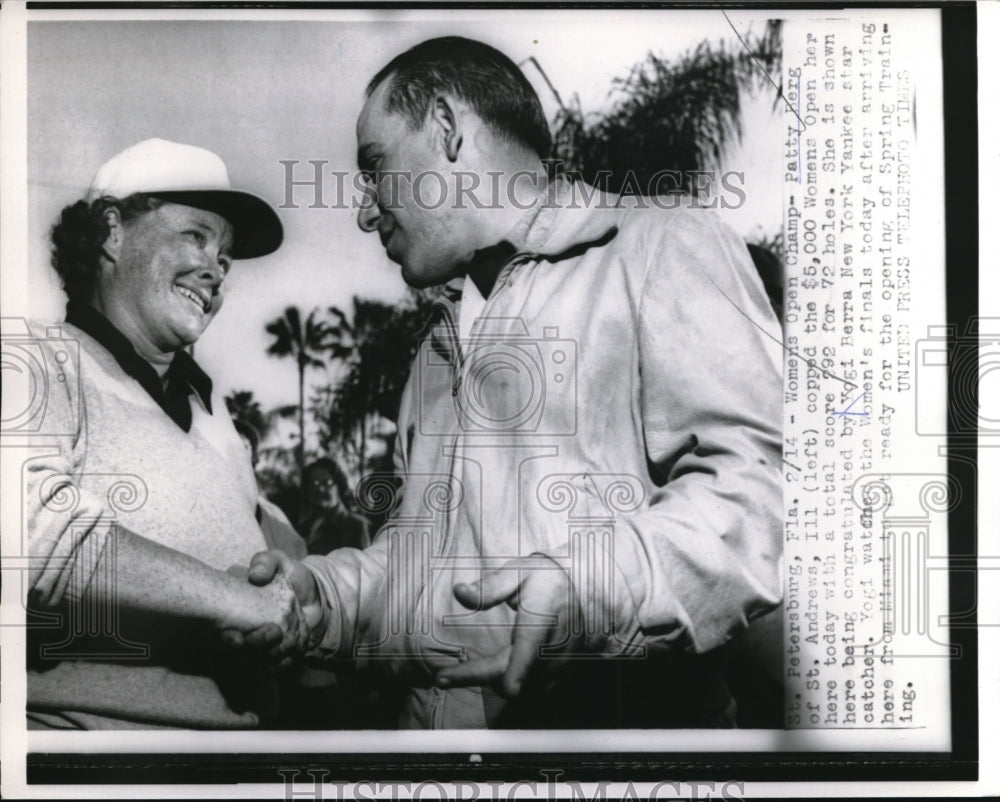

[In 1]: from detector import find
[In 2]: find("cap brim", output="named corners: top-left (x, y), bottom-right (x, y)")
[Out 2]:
top-left (149, 189), bottom-right (283, 260)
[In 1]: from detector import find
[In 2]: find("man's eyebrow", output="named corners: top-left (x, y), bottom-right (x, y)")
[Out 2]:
top-left (357, 144), bottom-right (380, 170)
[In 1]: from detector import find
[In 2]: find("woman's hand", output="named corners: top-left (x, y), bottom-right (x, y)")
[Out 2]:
top-left (220, 550), bottom-right (325, 666)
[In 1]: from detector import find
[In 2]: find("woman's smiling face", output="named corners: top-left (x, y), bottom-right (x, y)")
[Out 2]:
top-left (98, 202), bottom-right (234, 355)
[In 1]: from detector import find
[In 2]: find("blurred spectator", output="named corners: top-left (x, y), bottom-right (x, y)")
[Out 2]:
top-left (235, 423), bottom-right (386, 727)
top-left (298, 458), bottom-right (370, 555)
top-left (234, 419), bottom-right (307, 561)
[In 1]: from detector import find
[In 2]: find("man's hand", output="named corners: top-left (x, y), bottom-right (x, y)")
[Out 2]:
top-left (220, 550), bottom-right (325, 665)
top-left (433, 555), bottom-right (582, 699)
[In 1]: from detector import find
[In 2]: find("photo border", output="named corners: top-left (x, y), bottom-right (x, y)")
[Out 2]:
top-left (5, 0), bottom-right (982, 791)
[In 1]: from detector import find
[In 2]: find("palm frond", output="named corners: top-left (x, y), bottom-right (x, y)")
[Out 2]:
top-left (550, 25), bottom-right (781, 193)
top-left (268, 403), bottom-right (299, 421)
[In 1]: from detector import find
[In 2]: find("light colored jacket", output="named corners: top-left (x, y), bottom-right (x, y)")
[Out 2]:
top-left (303, 184), bottom-right (783, 728)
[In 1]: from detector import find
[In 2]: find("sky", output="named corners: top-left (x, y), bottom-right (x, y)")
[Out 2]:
top-left (23, 9), bottom-right (783, 442)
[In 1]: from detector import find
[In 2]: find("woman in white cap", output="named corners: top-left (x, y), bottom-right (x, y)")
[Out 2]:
top-left (25, 139), bottom-right (309, 729)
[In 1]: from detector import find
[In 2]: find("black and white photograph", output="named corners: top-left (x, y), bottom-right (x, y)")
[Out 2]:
top-left (0, 2), bottom-right (989, 798)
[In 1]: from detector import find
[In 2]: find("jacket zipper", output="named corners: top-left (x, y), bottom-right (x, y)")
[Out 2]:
top-left (431, 301), bottom-right (464, 398)
top-left (444, 253), bottom-right (532, 399)
top-left (432, 254), bottom-right (532, 563)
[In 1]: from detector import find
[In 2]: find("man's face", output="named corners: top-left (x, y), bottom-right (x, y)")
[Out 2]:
top-left (103, 202), bottom-right (233, 352)
top-left (355, 81), bottom-right (475, 288)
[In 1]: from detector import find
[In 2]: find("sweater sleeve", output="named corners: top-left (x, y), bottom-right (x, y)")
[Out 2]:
top-left (22, 327), bottom-right (114, 607)
top-left (598, 208), bottom-right (784, 654)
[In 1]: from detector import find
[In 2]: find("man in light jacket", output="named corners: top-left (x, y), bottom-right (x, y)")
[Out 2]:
top-left (241, 36), bottom-right (783, 729)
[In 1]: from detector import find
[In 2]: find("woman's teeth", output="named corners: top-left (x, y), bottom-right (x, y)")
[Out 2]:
top-left (176, 286), bottom-right (207, 312)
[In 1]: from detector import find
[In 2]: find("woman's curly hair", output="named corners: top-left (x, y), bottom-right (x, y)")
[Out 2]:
top-left (49, 193), bottom-right (162, 302)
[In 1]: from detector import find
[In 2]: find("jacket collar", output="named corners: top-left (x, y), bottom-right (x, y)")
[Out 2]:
top-left (510, 177), bottom-right (622, 261)
top-left (447, 178), bottom-right (623, 302)
top-left (430, 178), bottom-right (624, 335)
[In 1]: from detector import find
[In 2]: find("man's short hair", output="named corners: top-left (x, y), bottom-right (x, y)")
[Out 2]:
top-left (366, 36), bottom-right (552, 158)
top-left (50, 193), bottom-right (162, 303)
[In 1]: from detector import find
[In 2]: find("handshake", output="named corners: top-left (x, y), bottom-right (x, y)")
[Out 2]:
top-left (219, 551), bottom-right (325, 666)
top-left (217, 549), bottom-right (587, 698)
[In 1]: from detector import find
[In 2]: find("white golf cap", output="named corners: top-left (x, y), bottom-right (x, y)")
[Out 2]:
top-left (87, 138), bottom-right (283, 259)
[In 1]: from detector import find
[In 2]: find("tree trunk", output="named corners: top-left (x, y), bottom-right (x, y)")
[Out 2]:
top-left (297, 360), bottom-right (306, 481)
top-left (358, 415), bottom-right (367, 479)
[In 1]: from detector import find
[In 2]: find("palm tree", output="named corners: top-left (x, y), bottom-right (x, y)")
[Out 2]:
top-left (320, 298), bottom-right (403, 476)
top-left (264, 306), bottom-right (334, 477)
top-left (549, 21), bottom-right (784, 312)
top-left (551, 21), bottom-right (782, 194)
top-left (316, 291), bottom-right (436, 477)
top-left (224, 389), bottom-right (271, 438)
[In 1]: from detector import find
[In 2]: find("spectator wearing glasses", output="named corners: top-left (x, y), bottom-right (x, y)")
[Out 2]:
top-left (298, 458), bottom-right (370, 556)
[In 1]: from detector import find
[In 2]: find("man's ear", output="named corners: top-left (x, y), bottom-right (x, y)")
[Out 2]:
top-left (430, 95), bottom-right (463, 162)
top-left (101, 206), bottom-right (125, 264)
